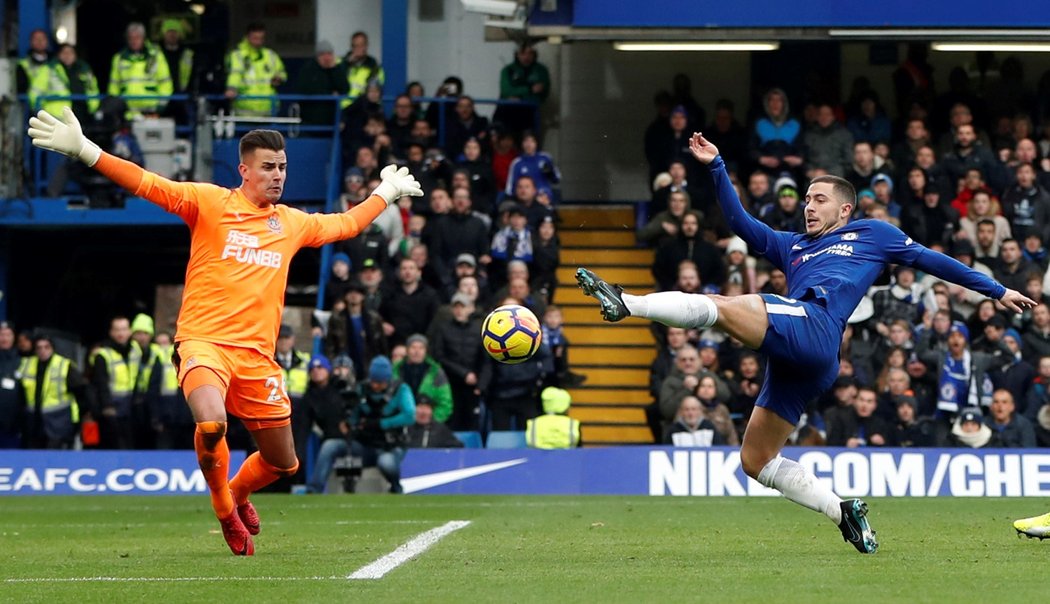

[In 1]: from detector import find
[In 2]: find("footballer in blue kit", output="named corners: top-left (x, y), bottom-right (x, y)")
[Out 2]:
top-left (577, 132), bottom-right (1036, 554)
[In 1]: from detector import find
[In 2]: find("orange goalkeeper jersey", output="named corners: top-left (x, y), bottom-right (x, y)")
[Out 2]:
top-left (94, 153), bottom-right (386, 357)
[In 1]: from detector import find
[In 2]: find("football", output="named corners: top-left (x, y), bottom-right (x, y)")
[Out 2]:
top-left (481, 304), bottom-right (542, 364)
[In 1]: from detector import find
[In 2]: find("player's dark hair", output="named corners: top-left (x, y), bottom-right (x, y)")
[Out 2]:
top-left (239, 130), bottom-right (285, 161)
top-left (810, 175), bottom-right (856, 207)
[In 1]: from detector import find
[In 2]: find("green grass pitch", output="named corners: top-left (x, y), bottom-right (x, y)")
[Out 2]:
top-left (2, 495), bottom-right (1047, 603)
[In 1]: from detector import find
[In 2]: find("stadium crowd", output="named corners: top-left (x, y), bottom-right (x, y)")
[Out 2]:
top-left (12, 19), bottom-right (1050, 486)
top-left (641, 52), bottom-right (1050, 450)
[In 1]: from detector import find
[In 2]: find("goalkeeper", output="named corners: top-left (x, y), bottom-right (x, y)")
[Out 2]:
top-left (27, 108), bottom-right (423, 555)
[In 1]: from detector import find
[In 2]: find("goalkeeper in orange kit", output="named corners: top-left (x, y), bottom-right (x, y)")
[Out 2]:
top-left (28, 108), bottom-right (423, 555)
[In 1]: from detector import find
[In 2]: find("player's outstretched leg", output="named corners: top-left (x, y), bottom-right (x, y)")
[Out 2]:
top-left (1013, 512), bottom-right (1050, 539)
top-left (194, 421), bottom-right (254, 555)
top-left (576, 267), bottom-right (718, 328)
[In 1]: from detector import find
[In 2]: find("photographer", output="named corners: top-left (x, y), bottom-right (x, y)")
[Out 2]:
top-left (303, 355), bottom-right (355, 494)
top-left (349, 356), bottom-right (416, 493)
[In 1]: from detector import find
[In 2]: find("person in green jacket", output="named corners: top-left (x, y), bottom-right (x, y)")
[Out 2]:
top-left (496, 43), bottom-right (550, 135)
top-left (225, 22), bottom-right (286, 116)
top-left (292, 39), bottom-right (347, 127)
top-left (108, 22), bottom-right (173, 116)
top-left (393, 334), bottom-right (453, 423)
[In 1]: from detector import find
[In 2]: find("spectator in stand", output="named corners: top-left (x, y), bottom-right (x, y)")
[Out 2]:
top-left (430, 293), bottom-right (484, 431)
top-left (986, 389), bottom-right (1036, 447)
top-left (890, 119), bottom-right (932, 179)
top-left (664, 395), bottom-right (725, 446)
top-left (408, 243), bottom-right (446, 294)
top-left (877, 367), bottom-right (915, 420)
top-left (292, 40), bottom-right (347, 127)
top-left (804, 102), bottom-right (853, 178)
top-left (540, 305), bottom-right (582, 389)
top-left (505, 131), bottom-right (560, 201)
top-left (672, 260), bottom-right (703, 295)
top-left (651, 160), bottom-right (703, 218)
top-left (844, 141), bottom-right (890, 194)
top-left (457, 138), bottom-right (498, 213)
top-left (653, 210), bottom-right (725, 292)
top-left (20, 334), bottom-right (91, 449)
top-left (387, 94), bottom-right (416, 157)
top-left (0, 322), bottom-right (22, 448)
top-left (978, 224), bottom-right (1004, 267)
top-left (490, 204), bottom-right (534, 283)
top-left (914, 144), bottom-right (955, 200)
top-left (496, 43), bottom-right (550, 136)
top-left (393, 334), bottom-right (452, 424)
top-left (936, 102), bottom-right (991, 155)
top-left (995, 239), bottom-right (1037, 294)
top-left (827, 386), bottom-right (894, 447)
top-left (749, 88), bottom-right (803, 177)
top-left (339, 167), bottom-right (369, 209)
top-left (224, 22), bottom-right (284, 116)
top-left (898, 166), bottom-right (929, 209)
top-left (724, 236), bottom-right (757, 294)
top-left (531, 216), bottom-right (560, 303)
top-left (705, 99), bottom-right (749, 173)
top-left (343, 31), bottom-right (384, 103)
top-left (894, 396), bottom-right (936, 447)
top-left (53, 43), bottom-right (100, 123)
top-left (916, 240), bottom-right (994, 319)
top-left (324, 252), bottom-right (354, 310)
top-left (423, 187), bottom-right (488, 289)
top-left (942, 123), bottom-right (1006, 195)
top-left (110, 22), bottom-right (173, 117)
top-left (658, 344), bottom-right (731, 434)
top-left (326, 282), bottom-right (388, 383)
top-left (846, 91), bottom-right (892, 146)
top-left (302, 355), bottom-right (352, 493)
top-left (91, 316), bottom-right (143, 449)
top-left (1027, 356), bottom-right (1050, 420)
top-left (1025, 235), bottom-right (1049, 274)
top-left (350, 356), bottom-right (414, 493)
top-left (995, 328), bottom-right (1035, 405)
top-left (640, 189), bottom-right (691, 247)
top-left (762, 179), bottom-right (805, 233)
top-left (1002, 163), bottom-right (1050, 242)
top-left (343, 87), bottom-right (390, 167)
top-left (17, 29), bottom-right (54, 116)
top-left (504, 175), bottom-right (553, 231)
top-left (1023, 304), bottom-right (1050, 361)
top-left (646, 326), bottom-right (690, 441)
top-left (381, 257), bottom-right (441, 346)
top-left (424, 76), bottom-right (463, 136)
top-left (960, 190), bottom-right (1011, 248)
top-left (918, 322), bottom-right (1002, 427)
top-left (947, 406), bottom-right (999, 448)
top-left (645, 90), bottom-right (674, 183)
top-left (870, 174), bottom-right (901, 219)
top-left (410, 119), bottom-right (436, 151)
top-left (745, 171), bottom-right (774, 215)
top-left (407, 398), bottom-right (463, 448)
top-left (872, 265), bottom-right (923, 333)
top-left (445, 95), bottom-right (490, 159)
top-left (694, 373), bottom-right (739, 445)
top-left (903, 183), bottom-right (959, 248)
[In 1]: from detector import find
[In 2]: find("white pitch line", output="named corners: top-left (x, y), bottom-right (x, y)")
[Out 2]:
top-left (348, 520), bottom-right (471, 580)
top-left (6, 576), bottom-right (343, 583)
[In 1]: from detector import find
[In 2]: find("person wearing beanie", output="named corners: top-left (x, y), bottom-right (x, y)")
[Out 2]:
top-left (302, 354), bottom-right (353, 494)
top-left (349, 355), bottom-right (415, 493)
top-left (947, 406), bottom-right (999, 448)
top-left (393, 334), bottom-right (453, 424)
top-left (526, 387), bottom-right (580, 449)
top-left (324, 251), bottom-right (354, 309)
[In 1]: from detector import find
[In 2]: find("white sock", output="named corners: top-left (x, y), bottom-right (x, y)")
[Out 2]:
top-left (621, 291), bottom-right (718, 329)
top-left (757, 456), bottom-right (842, 524)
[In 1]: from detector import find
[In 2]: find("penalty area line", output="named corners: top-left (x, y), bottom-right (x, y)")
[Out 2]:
top-left (348, 520), bottom-right (471, 580)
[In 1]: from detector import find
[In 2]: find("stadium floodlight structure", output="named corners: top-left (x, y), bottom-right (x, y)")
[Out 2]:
top-left (461, 0), bottom-right (520, 17)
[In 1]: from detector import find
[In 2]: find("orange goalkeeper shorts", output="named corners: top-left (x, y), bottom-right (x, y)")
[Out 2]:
top-left (173, 340), bottom-right (291, 430)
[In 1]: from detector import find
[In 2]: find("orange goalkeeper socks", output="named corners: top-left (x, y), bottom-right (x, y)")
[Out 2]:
top-left (194, 421), bottom-right (234, 519)
top-left (230, 452), bottom-right (299, 505)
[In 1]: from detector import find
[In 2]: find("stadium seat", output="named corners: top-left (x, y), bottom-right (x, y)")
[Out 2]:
top-left (454, 431), bottom-right (483, 449)
top-left (485, 431), bottom-right (527, 449)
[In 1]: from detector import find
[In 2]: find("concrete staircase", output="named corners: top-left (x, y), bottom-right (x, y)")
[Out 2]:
top-left (557, 205), bottom-right (656, 445)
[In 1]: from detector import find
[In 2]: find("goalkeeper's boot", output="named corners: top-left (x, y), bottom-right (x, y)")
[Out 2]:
top-left (576, 268), bottom-right (630, 323)
top-left (218, 510), bottom-right (255, 556)
top-left (838, 499), bottom-right (878, 554)
top-left (238, 500), bottom-right (261, 536)
top-left (1013, 512), bottom-right (1050, 539)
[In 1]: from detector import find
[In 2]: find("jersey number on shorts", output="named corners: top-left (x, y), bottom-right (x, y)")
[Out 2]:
top-left (265, 375), bottom-right (287, 402)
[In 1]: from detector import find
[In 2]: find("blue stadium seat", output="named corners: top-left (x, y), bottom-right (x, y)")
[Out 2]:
top-left (454, 431), bottom-right (483, 449)
top-left (486, 431), bottom-right (527, 449)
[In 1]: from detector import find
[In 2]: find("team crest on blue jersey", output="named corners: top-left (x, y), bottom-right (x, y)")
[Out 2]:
top-left (267, 214), bottom-right (282, 234)
top-left (841, 232), bottom-right (858, 241)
